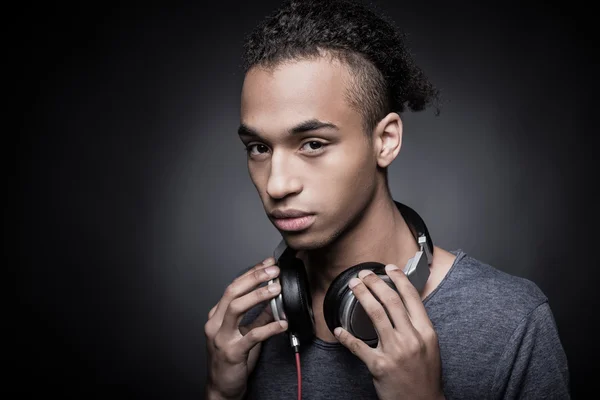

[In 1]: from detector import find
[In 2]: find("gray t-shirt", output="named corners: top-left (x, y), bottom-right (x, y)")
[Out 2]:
top-left (239, 249), bottom-right (570, 399)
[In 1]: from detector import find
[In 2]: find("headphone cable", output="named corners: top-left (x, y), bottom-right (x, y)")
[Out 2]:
top-left (290, 334), bottom-right (301, 400)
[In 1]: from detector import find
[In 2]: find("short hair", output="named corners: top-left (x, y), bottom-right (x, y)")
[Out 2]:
top-left (241, 0), bottom-right (440, 135)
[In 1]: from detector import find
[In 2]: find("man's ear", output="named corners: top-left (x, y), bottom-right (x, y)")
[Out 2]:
top-left (373, 112), bottom-right (402, 168)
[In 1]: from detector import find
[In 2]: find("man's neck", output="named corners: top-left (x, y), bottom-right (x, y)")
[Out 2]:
top-left (297, 192), bottom-right (420, 296)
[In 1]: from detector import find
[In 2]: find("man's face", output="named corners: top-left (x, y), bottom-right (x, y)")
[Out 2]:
top-left (239, 57), bottom-right (379, 250)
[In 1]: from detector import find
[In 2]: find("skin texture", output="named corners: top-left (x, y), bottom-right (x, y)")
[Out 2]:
top-left (204, 54), bottom-right (456, 399)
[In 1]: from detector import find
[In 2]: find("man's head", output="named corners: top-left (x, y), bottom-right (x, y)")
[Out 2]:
top-left (238, 0), bottom-right (438, 250)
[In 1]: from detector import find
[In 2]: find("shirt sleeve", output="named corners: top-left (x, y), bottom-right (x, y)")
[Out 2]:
top-left (490, 301), bottom-right (570, 399)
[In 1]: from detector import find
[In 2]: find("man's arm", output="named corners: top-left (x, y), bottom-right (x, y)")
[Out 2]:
top-left (490, 301), bottom-right (570, 399)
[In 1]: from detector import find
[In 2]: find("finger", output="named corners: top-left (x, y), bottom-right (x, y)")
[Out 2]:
top-left (357, 269), bottom-right (413, 333)
top-left (208, 304), bottom-right (218, 319)
top-left (385, 264), bottom-right (431, 329)
top-left (222, 280), bottom-right (281, 332)
top-left (212, 260), bottom-right (279, 324)
top-left (236, 320), bottom-right (288, 355)
top-left (239, 303), bottom-right (273, 335)
top-left (348, 276), bottom-right (395, 342)
top-left (334, 326), bottom-right (374, 364)
top-left (227, 257), bottom-right (276, 290)
top-left (238, 257), bottom-right (276, 280)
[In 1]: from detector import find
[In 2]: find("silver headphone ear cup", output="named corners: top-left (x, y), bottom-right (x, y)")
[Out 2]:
top-left (341, 273), bottom-right (396, 344)
top-left (268, 278), bottom-right (287, 322)
top-left (346, 300), bottom-right (378, 346)
top-left (324, 262), bottom-right (385, 336)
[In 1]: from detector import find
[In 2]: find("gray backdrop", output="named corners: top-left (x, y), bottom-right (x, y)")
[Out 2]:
top-left (12, 0), bottom-right (595, 398)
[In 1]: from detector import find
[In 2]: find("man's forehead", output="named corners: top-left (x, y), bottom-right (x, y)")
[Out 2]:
top-left (240, 57), bottom-right (362, 137)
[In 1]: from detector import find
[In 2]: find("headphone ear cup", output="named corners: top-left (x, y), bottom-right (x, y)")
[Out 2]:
top-left (323, 262), bottom-right (385, 337)
top-left (278, 253), bottom-right (315, 345)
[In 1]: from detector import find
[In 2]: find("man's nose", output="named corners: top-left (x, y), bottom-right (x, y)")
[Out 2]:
top-left (266, 152), bottom-right (303, 199)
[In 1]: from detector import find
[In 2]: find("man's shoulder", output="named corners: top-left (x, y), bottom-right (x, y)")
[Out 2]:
top-left (434, 250), bottom-right (549, 322)
top-left (432, 254), bottom-right (569, 398)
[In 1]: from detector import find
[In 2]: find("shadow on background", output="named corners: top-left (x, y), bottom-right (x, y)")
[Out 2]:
top-left (10, 0), bottom-right (596, 398)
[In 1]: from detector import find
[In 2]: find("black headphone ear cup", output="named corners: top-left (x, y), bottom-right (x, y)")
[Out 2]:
top-left (323, 262), bottom-right (386, 336)
top-left (278, 253), bottom-right (315, 345)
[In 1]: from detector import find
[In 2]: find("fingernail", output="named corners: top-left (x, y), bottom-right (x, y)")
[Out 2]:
top-left (348, 277), bottom-right (361, 289)
top-left (263, 257), bottom-right (275, 266)
top-left (279, 320), bottom-right (288, 329)
top-left (334, 327), bottom-right (342, 337)
top-left (385, 264), bottom-right (399, 272)
top-left (265, 266), bottom-right (278, 276)
top-left (268, 282), bottom-right (280, 293)
top-left (358, 269), bottom-right (373, 279)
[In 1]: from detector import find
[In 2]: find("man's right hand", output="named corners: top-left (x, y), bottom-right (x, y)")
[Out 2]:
top-left (204, 257), bottom-right (288, 400)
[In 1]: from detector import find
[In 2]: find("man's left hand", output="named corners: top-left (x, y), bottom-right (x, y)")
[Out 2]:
top-left (334, 264), bottom-right (444, 400)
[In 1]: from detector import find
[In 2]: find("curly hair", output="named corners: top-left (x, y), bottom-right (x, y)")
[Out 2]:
top-left (242, 0), bottom-right (440, 135)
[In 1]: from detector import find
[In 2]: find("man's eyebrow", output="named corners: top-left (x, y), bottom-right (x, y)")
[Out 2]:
top-left (289, 119), bottom-right (339, 134)
top-left (237, 119), bottom-right (339, 138)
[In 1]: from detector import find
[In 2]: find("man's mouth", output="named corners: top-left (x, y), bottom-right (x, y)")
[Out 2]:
top-left (272, 215), bottom-right (316, 231)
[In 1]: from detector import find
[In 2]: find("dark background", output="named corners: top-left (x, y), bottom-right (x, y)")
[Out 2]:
top-left (10, 0), bottom-right (596, 398)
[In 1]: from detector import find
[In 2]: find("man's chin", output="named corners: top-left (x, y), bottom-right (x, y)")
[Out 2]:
top-left (279, 231), bottom-right (329, 252)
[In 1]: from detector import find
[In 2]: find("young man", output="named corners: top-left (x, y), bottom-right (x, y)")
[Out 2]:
top-left (204, 1), bottom-right (570, 399)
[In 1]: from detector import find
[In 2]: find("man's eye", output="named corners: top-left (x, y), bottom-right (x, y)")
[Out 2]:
top-left (245, 141), bottom-right (326, 157)
top-left (246, 144), bottom-right (270, 155)
top-left (301, 141), bottom-right (325, 153)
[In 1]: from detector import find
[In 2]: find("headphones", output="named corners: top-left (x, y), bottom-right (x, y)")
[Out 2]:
top-left (267, 201), bottom-right (434, 350)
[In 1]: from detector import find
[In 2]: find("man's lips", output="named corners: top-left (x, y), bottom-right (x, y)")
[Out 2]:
top-left (272, 215), bottom-right (316, 232)
top-left (269, 209), bottom-right (316, 231)
top-left (269, 209), bottom-right (312, 219)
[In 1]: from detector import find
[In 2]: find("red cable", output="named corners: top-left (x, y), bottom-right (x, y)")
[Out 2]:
top-left (295, 352), bottom-right (302, 400)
